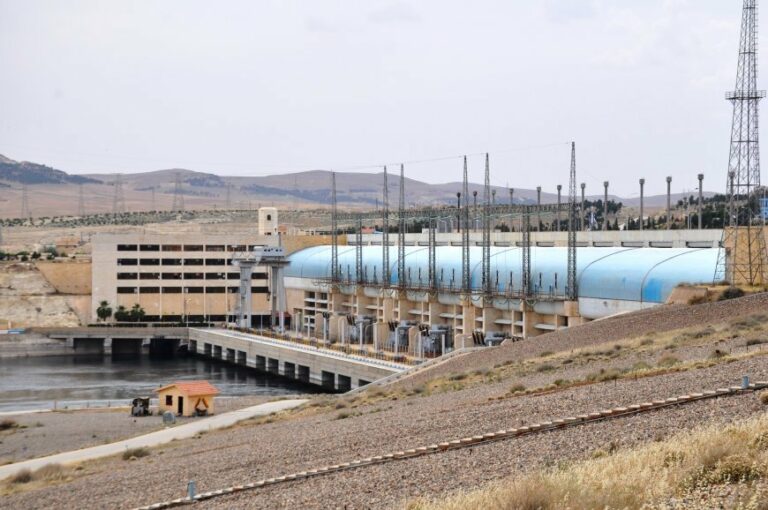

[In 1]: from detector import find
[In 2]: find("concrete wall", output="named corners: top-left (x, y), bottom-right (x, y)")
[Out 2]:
top-left (189, 328), bottom-right (400, 390)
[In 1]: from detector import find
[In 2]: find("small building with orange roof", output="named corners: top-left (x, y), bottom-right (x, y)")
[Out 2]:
top-left (156, 380), bottom-right (219, 417)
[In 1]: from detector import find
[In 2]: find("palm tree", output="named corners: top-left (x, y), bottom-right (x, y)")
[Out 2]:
top-left (96, 300), bottom-right (112, 322)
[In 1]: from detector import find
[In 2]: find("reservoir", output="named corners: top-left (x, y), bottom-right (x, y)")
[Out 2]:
top-left (0, 354), bottom-right (321, 413)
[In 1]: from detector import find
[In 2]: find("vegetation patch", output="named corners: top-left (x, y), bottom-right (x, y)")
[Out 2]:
top-left (122, 447), bottom-right (150, 460)
top-left (407, 415), bottom-right (768, 510)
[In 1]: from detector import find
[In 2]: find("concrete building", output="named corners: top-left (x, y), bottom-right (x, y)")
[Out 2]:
top-left (284, 244), bottom-right (718, 349)
top-left (258, 207), bottom-right (279, 236)
top-left (91, 233), bottom-right (279, 325)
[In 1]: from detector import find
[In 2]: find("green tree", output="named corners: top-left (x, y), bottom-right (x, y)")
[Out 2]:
top-left (113, 305), bottom-right (129, 322)
top-left (96, 300), bottom-right (113, 322)
top-left (128, 304), bottom-right (146, 322)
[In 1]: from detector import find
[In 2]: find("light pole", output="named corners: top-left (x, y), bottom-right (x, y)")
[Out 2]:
top-left (698, 173), bottom-right (704, 229)
top-left (456, 192), bottom-right (461, 233)
top-left (603, 181), bottom-right (609, 231)
top-left (639, 178), bottom-right (645, 230)
top-left (666, 176), bottom-right (672, 229)
top-left (536, 186), bottom-right (542, 231)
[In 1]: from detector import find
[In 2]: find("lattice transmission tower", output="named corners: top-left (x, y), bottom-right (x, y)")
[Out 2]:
top-left (172, 172), bottom-right (185, 212)
top-left (112, 174), bottom-right (125, 215)
top-left (382, 166), bottom-right (390, 286)
top-left (715, 0), bottom-right (768, 286)
top-left (567, 142), bottom-right (578, 300)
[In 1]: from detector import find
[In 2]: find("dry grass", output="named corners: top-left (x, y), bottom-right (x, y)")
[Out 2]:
top-left (408, 414), bottom-right (768, 510)
top-left (122, 447), bottom-right (150, 460)
top-left (0, 419), bottom-right (19, 431)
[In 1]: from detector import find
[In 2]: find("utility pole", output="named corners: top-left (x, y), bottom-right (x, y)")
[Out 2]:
top-left (556, 184), bottom-right (562, 232)
top-left (666, 176), bottom-right (672, 229)
top-left (172, 172), bottom-right (185, 212)
top-left (603, 181), bottom-right (609, 231)
top-left (639, 178), bottom-right (645, 230)
top-left (698, 173), bottom-right (704, 229)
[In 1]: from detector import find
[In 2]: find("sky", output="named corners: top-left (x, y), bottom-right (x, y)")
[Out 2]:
top-left (0, 0), bottom-right (759, 196)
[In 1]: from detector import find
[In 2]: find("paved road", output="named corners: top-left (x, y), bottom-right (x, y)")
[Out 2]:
top-left (0, 399), bottom-right (308, 481)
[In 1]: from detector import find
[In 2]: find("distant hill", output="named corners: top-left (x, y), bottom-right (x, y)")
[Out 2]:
top-left (0, 155), bottom-right (101, 185)
top-left (0, 153), bottom-right (717, 219)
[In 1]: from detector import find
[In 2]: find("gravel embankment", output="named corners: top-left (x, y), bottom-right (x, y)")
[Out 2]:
top-left (3, 354), bottom-right (766, 510)
top-left (395, 292), bottom-right (768, 388)
top-left (0, 396), bottom-right (282, 464)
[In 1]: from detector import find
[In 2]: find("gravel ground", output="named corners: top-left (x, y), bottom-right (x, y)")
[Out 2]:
top-left (3, 353), bottom-right (766, 509)
top-left (0, 395), bottom-right (282, 464)
top-left (395, 292), bottom-right (768, 388)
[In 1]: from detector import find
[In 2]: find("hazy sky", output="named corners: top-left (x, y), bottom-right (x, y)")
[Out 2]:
top-left (0, 0), bottom-right (759, 196)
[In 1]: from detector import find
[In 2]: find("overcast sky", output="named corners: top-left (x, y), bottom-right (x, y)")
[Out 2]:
top-left (0, 0), bottom-right (759, 196)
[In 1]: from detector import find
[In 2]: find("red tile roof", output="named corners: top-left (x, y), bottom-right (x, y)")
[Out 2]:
top-left (156, 380), bottom-right (219, 397)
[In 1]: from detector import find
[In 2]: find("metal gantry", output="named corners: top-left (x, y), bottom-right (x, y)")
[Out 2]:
top-left (382, 166), bottom-right (390, 286)
top-left (715, 0), bottom-right (768, 285)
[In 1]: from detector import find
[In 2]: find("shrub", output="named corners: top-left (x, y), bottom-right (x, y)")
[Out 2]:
top-left (34, 463), bottom-right (66, 482)
top-left (719, 287), bottom-right (745, 301)
top-left (10, 469), bottom-right (32, 484)
top-left (688, 294), bottom-right (709, 305)
top-left (536, 363), bottom-right (555, 373)
top-left (335, 412), bottom-right (350, 420)
top-left (746, 338), bottom-right (767, 346)
top-left (760, 391), bottom-right (768, 406)
top-left (632, 361), bottom-right (652, 371)
top-left (448, 373), bottom-right (468, 381)
top-left (657, 355), bottom-right (681, 368)
top-left (0, 419), bottom-right (18, 431)
top-left (507, 383), bottom-right (526, 394)
top-left (122, 447), bottom-right (150, 460)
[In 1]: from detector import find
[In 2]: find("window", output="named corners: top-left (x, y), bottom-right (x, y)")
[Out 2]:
top-left (139, 259), bottom-right (160, 266)
top-left (117, 287), bottom-right (138, 294)
top-left (266, 214), bottom-right (271, 221)
top-left (228, 245), bottom-right (247, 252)
top-left (117, 244), bottom-right (137, 251)
top-left (253, 272), bottom-right (267, 279)
top-left (162, 287), bottom-right (182, 293)
top-left (117, 273), bottom-right (137, 280)
top-left (139, 273), bottom-right (160, 280)
top-left (184, 272), bottom-right (205, 280)
top-left (165, 395), bottom-right (172, 406)
top-left (141, 286), bottom-right (160, 293)
top-left (161, 272), bottom-right (182, 280)
top-left (184, 245), bottom-right (204, 251)
top-left (161, 258), bottom-right (182, 266)
top-left (183, 258), bottom-right (204, 266)
top-left (252, 286), bottom-right (269, 294)
top-left (117, 258), bottom-right (138, 266)
top-left (139, 244), bottom-right (160, 252)
top-left (185, 287), bottom-right (205, 293)
top-left (162, 245), bottom-right (182, 252)
top-left (228, 286), bottom-right (239, 293)
top-left (205, 245), bottom-right (225, 252)
top-left (206, 286), bottom-right (226, 293)
top-left (227, 272), bottom-right (240, 279)
top-left (205, 259), bottom-right (225, 266)
top-left (205, 273), bottom-right (226, 280)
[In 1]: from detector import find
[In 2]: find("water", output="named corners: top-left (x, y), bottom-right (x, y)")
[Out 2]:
top-left (0, 355), bottom-right (321, 413)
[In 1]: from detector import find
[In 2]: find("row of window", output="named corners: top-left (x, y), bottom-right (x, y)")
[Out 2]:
top-left (117, 272), bottom-right (267, 280)
top-left (117, 259), bottom-right (254, 266)
top-left (117, 286), bottom-right (269, 294)
top-left (117, 244), bottom-right (262, 252)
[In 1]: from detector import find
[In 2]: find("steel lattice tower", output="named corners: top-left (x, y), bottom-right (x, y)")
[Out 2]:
top-left (461, 156), bottom-right (471, 293)
top-left (482, 153), bottom-right (492, 295)
top-left (78, 184), bottom-right (85, 216)
top-left (20, 184), bottom-right (30, 219)
top-left (398, 164), bottom-right (406, 288)
top-left (382, 166), bottom-right (390, 286)
top-left (567, 142), bottom-right (578, 300)
top-left (428, 211), bottom-right (437, 291)
top-left (331, 172), bottom-right (339, 284)
top-left (112, 175), bottom-right (125, 215)
top-left (172, 172), bottom-right (185, 212)
top-left (715, 0), bottom-right (768, 285)
top-left (355, 215), bottom-right (363, 284)
top-left (522, 205), bottom-right (531, 297)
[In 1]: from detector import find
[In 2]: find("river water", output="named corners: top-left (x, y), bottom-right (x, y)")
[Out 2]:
top-left (0, 355), bottom-right (320, 413)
